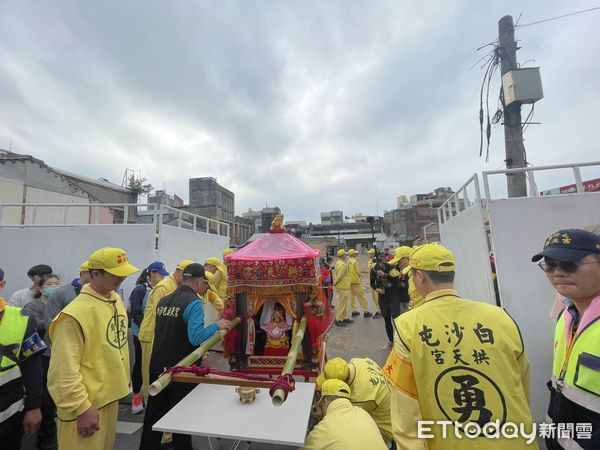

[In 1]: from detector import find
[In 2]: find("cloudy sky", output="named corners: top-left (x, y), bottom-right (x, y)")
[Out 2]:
top-left (1, 1), bottom-right (599, 222)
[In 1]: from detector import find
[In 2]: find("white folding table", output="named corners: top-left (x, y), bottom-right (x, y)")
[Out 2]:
top-left (153, 382), bottom-right (316, 447)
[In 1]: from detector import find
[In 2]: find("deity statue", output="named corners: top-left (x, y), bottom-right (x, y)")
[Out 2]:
top-left (260, 302), bottom-right (292, 350)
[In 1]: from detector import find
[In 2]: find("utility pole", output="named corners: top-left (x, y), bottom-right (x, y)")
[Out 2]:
top-left (498, 15), bottom-right (527, 197)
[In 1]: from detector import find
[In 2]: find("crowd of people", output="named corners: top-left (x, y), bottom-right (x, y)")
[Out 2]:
top-left (0, 249), bottom-right (231, 450)
top-left (0, 227), bottom-right (598, 449)
top-left (305, 228), bottom-right (600, 449)
top-left (322, 246), bottom-right (411, 351)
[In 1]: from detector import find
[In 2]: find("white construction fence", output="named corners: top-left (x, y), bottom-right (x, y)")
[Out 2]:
top-left (439, 161), bottom-right (600, 424)
top-left (0, 203), bottom-right (230, 306)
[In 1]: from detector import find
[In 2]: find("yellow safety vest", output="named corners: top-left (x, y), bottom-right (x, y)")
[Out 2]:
top-left (334, 260), bottom-right (350, 290)
top-left (138, 275), bottom-right (177, 343)
top-left (348, 258), bottom-right (361, 285)
top-left (385, 289), bottom-right (533, 449)
top-left (301, 398), bottom-right (388, 450)
top-left (0, 306), bottom-right (28, 380)
top-left (0, 305), bottom-right (32, 423)
top-left (348, 358), bottom-right (392, 441)
top-left (216, 264), bottom-right (228, 299)
top-left (548, 304), bottom-right (600, 447)
top-left (49, 286), bottom-right (130, 421)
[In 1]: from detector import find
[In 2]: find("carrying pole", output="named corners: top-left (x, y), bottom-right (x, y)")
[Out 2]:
top-left (271, 317), bottom-right (307, 406)
top-left (149, 317), bottom-right (241, 396)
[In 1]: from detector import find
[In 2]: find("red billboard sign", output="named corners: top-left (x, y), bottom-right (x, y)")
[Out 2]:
top-left (540, 177), bottom-right (600, 196)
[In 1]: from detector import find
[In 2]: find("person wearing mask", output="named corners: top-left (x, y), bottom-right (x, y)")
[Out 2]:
top-left (129, 261), bottom-right (168, 415)
top-left (301, 379), bottom-right (387, 450)
top-left (532, 229), bottom-right (600, 448)
top-left (139, 260), bottom-right (193, 403)
top-left (384, 243), bottom-right (533, 449)
top-left (347, 249), bottom-right (372, 318)
top-left (24, 274), bottom-right (61, 335)
top-left (139, 263), bottom-right (231, 450)
top-left (316, 357), bottom-right (392, 443)
top-left (9, 264), bottom-right (53, 308)
top-left (367, 249), bottom-right (382, 319)
top-left (0, 267), bottom-right (46, 449)
top-left (23, 274), bottom-right (60, 450)
top-left (45, 261), bottom-right (90, 326)
top-left (47, 247), bottom-right (138, 450)
top-left (333, 249), bottom-right (352, 326)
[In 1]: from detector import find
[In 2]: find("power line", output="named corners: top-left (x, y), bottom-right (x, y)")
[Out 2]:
top-left (516, 6), bottom-right (600, 28)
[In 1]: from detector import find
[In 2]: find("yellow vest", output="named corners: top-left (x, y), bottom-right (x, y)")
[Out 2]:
top-left (301, 398), bottom-right (387, 450)
top-left (138, 275), bottom-right (177, 343)
top-left (49, 285), bottom-right (130, 420)
top-left (334, 259), bottom-right (350, 290)
top-left (216, 264), bottom-right (228, 299)
top-left (348, 258), bottom-right (361, 285)
top-left (551, 304), bottom-right (600, 418)
top-left (348, 358), bottom-right (392, 440)
top-left (386, 289), bottom-right (533, 449)
top-left (0, 305), bottom-right (29, 388)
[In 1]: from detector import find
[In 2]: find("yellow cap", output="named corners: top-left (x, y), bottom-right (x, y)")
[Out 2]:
top-left (409, 243), bottom-right (456, 272)
top-left (321, 379), bottom-right (351, 399)
top-left (348, 249), bottom-right (357, 256)
top-left (223, 248), bottom-right (233, 257)
top-left (205, 257), bottom-right (221, 267)
top-left (337, 249), bottom-right (346, 257)
top-left (87, 247), bottom-right (139, 277)
top-left (316, 373), bottom-right (326, 389)
top-left (402, 265), bottom-right (412, 276)
top-left (324, 357), bottom-right (349, 381)
top-left (79, 260), bottom-right (89, 272)
top-left (176, 259), bottom-right (194, 271)
top-left (388, 246), bottom-right (412, 265)
top-left (367, 248), bottom-right (376, 255)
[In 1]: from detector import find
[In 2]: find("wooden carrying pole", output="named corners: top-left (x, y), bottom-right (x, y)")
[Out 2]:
top-left (149, 317), bottom-right (241, 397)
top-left (271, 317), bottom-right (307, 407)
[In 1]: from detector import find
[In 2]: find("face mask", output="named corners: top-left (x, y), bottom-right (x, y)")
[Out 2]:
top-left (43, 287), bottom-right (57, 297)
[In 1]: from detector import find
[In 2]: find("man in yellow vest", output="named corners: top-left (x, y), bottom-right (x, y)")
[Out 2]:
top-left (333, 249), bottom-right (352, 326)
top-left (0, 267), bottom-right (46, 449)
top-left (367, 249), bottom-right (382, 319)
top-left (204, 256), bottom-right (228, 299)
top-left (532, 228), bottom-right (600, 449)
top-left (204, 271), bottom-right (225, 313)
top-left (347, 249), bottom-right (372, 318)
top-left (317, 357), bottom-right (392, 443)
top-left (48, 247), bottom-right (138, 450)
top-left (139, 259), bottom-right (192, 403)
top-left (302, 379), bottom-right (387, 450)
top-left (384, 243), bottom-right (534, 449)
top-left (222, 248), bottom-right (233, 277)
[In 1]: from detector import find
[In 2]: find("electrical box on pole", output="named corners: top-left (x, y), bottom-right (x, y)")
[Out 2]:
top-left (502, 67), bottom-right (544, 106)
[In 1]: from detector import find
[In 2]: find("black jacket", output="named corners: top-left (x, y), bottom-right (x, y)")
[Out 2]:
top-left (370, 264), bottom-right (410, 303)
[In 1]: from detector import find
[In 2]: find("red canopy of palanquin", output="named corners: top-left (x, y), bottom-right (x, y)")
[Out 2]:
top-left (225, 229), bottom-right (320, 288)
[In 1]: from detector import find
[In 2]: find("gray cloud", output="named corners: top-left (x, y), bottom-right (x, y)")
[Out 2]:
top-left (1, 1), bottom-right (599, 222)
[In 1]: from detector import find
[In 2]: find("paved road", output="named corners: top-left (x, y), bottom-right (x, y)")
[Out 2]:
top-left (23, 289), bottom-right (390, 449)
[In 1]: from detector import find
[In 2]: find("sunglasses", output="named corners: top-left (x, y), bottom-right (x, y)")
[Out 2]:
top-left (538, 258), bottom-right (597, 273)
